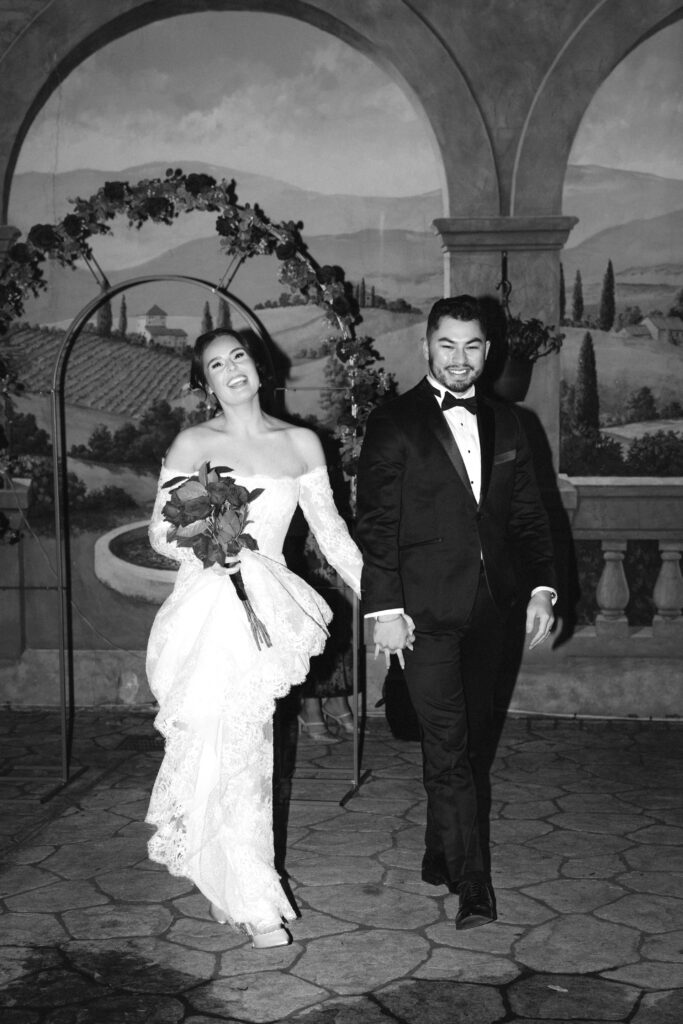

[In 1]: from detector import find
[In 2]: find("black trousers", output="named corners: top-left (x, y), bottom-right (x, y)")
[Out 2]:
top-left (402, 571), bottom-right (508, 885)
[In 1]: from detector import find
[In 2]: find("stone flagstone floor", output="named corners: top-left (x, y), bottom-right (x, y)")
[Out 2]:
top-left (0, 706), bottom-right (682, 1023)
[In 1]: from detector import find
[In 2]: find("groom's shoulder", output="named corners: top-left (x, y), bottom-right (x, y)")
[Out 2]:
top-left (368, 379), bottom-right (426, 422)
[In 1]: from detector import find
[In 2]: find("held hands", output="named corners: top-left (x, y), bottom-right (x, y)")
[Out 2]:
top-left (526, 591), bottom-right (555, 649)
top-left (373, 614), bottom-right (416, 670)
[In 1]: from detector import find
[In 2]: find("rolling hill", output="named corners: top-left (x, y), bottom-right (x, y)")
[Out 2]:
top-left (21, 228), bottom-right (444, 325)
top-left (558, 325), bottom-right (683, 416)
top-left (563, 165), bottom-right (683, 248)
top-left (9, 161), bottom-right (443, 270)
top-left (561, 209), bottom-right (683, 311)
top-left (9, 161), bottom-right (683, 326)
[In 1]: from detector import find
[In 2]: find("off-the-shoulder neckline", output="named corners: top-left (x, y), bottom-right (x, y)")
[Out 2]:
top-left (160, 461), bottom-right (326, 482)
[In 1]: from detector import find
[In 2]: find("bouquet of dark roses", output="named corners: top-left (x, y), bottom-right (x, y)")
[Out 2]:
top-left (161, 462), bottom-right (271, 650)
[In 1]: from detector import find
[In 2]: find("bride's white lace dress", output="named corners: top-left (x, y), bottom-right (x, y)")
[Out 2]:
top-left (144, 463), bottom-right (362, 934)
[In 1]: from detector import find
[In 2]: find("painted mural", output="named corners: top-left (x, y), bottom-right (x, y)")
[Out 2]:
top-left (1, 10), bottom-right (682, 659)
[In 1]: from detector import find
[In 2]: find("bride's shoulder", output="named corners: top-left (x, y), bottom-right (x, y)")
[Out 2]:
top-left (163, 423), bottom-right (211, 473)
top-left (285, 423), bottom-right (325, 470)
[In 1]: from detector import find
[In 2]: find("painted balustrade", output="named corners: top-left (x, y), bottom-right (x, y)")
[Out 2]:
top-left (563, 477), bottom-right (683, 639)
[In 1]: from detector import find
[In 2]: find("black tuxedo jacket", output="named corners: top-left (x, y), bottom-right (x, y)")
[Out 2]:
top-left (356, 377), bottom-right (556, 631)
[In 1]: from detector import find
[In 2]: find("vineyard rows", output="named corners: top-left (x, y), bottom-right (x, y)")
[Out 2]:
top-left (3, 327), bottom-right (192, 416)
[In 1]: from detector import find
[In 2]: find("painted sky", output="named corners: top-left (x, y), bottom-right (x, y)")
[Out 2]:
top-left (14, 11), bottom-right (682, 194)
top-left (15, 12), bottom-right (438, 196)
top-left (568, 18), bottom-right (683, 181)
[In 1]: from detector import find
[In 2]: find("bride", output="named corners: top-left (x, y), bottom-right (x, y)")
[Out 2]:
top-left (145, 327), bottom-right (362, 948)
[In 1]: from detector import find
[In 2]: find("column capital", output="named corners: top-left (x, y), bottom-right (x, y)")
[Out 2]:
top-left (433, 216), bottom-right (578, 253)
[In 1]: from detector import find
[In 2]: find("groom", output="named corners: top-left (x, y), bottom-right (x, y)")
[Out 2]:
top-left (356, 294), bottom-right (557, 929)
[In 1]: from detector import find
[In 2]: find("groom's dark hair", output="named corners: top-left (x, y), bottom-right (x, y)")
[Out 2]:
top-left (426, 295), bottom-right (488, 340)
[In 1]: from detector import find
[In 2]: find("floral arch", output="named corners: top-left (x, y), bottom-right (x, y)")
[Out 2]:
top-left (0, 167), bottom-right (395, 470)
top-left (0, 166), bottom-right (355, 336)
top-left (0, 168), bottom-right (394, 784)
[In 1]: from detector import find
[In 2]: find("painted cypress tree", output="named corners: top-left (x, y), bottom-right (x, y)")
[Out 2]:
top-left (574, 331), bottom-right (600, 434)
top-left (559, 262), bottom-right (566, 322)
top-left (97, 294), bottom-right (113, 337)
top-left (370, 285), bottom-right (376, 308)
top-left (217, 297), bottom-right (232, 329)
top-left (572, 270), bottom-right (584, 324)
top-left (201, 300), bottom-right (214, 334)
top-left (598, 259), bottom-right (615, 331)
top-left (118, 295), bottom-right (128, 337)
top-left (359, 278), bottom-right (366, 308)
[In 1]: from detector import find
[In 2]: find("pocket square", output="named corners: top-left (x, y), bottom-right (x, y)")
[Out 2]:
top-left (493, 449), bottom-right (516, 465)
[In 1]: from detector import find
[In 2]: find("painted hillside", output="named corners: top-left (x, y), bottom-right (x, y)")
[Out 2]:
top-left (8, 161), bottom-right (683, 329)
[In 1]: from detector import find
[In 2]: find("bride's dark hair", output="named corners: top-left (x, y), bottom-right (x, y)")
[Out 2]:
top-left (189, 327), bottom-right (269, 393)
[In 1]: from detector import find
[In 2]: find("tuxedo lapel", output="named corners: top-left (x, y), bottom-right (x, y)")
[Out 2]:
top-left (477, 397), bottom-right (495, 507)
top-left (415, 379), bottom-right (476, 502)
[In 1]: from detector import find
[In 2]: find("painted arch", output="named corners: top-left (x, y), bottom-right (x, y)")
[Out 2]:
top-left (0, 0), bottom-right (498, 224)
top-left (511, 0), bottom-right (683, 216)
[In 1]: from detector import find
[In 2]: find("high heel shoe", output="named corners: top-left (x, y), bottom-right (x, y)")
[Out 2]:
top-left (250, 925), bottom-right (292, 949)
top-left (209, 901), bottom-right (228, 925)
top-left (297, 715), bottom-right (341, 744)
top-left (322, 702), bottom-right (356, 736)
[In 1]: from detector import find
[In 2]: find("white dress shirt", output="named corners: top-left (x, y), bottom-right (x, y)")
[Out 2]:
top-left (427, 374), bottom-right (481, 500)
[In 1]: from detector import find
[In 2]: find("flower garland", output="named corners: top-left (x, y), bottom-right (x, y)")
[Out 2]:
top-left (0, 167), bottom-right (355, 339)
top-left (0, 167), bottom-right (392, 485)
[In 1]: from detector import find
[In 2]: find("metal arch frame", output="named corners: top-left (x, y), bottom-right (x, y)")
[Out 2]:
top-left (48, 275), bottom-right (271, 795)
top-left (47, 273), bottom-right (363, 802)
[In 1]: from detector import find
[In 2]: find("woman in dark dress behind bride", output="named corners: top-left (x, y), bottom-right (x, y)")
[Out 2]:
top-left (145, 327), bottom-right (362, 948)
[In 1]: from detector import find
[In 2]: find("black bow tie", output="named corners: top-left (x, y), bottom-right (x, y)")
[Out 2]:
top-left (430, 385), bottom-right (477, 415)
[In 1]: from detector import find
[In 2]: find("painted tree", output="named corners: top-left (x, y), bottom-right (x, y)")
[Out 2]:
top-left (574, 331), bottom-right (599, 434)
top-left (370, 285), bottom-right (376, 308)
top-left (559, 262), bottom-right (566, 322)
top-left (571, 269), bottom-right (584, 324)
top-left (201, 300), bottom-right (213, 334)
top-left (359, 278), bottom-right (367, 308)
top-left (668, 286), bottom-right (683, 319)
top-left (96, 294), bottom-right (113, 338)
top-left (118, 295), bottom-right (128, 337)
top-left (598, 259), bottom-right (615, 331)
top-left (625, 386), bottom-right (658, 424)
top-left (616, 305), bottom-right (642, 329)
top-left (217, 297), bottom-right (232, 330)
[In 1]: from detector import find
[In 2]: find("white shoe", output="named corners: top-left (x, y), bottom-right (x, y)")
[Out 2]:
top-left (209, 902), bottom-right (228, 925)
top-left (250, 925), bottom-right (292, 949)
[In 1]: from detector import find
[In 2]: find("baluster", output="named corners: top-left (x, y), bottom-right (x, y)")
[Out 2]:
top-left (595, 541), bottom-right (629, 638)
top-left (653, 543), bottom-right (683, 638)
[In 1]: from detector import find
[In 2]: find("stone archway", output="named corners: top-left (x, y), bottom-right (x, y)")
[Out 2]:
top-left (510, 0), bottom-right (683, 218)
top-left (0, 0), bottom-right (496, 225)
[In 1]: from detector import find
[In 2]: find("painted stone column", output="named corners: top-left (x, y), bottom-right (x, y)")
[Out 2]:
top-left (1, 224), bottom-right (23, 659)
top-left (432, 216), bottom-right (577, 463)
top-left (0, 224), bottom-right (19, 261)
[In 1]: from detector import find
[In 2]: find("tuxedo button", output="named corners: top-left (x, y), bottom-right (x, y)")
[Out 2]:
top-left (475, 511), bottom-right (482, 521)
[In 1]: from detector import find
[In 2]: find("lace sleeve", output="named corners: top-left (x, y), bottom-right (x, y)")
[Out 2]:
top-left (298, 466), bottom-right (362, 597)
top-left (148, 465), bottom-right (198, 566)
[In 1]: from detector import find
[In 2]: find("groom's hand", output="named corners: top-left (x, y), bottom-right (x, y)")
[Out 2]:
top-left (373, 615), bottom-right (414, 669)
top-left (526, 592), bottom-right (554, 649)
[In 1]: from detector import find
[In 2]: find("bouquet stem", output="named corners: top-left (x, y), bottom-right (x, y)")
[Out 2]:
top-left (231, 569), bottom-right (272, 650)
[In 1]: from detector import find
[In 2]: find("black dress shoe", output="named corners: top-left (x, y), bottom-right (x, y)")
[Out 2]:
top-left (455, 880), bottom-right (497, 930)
